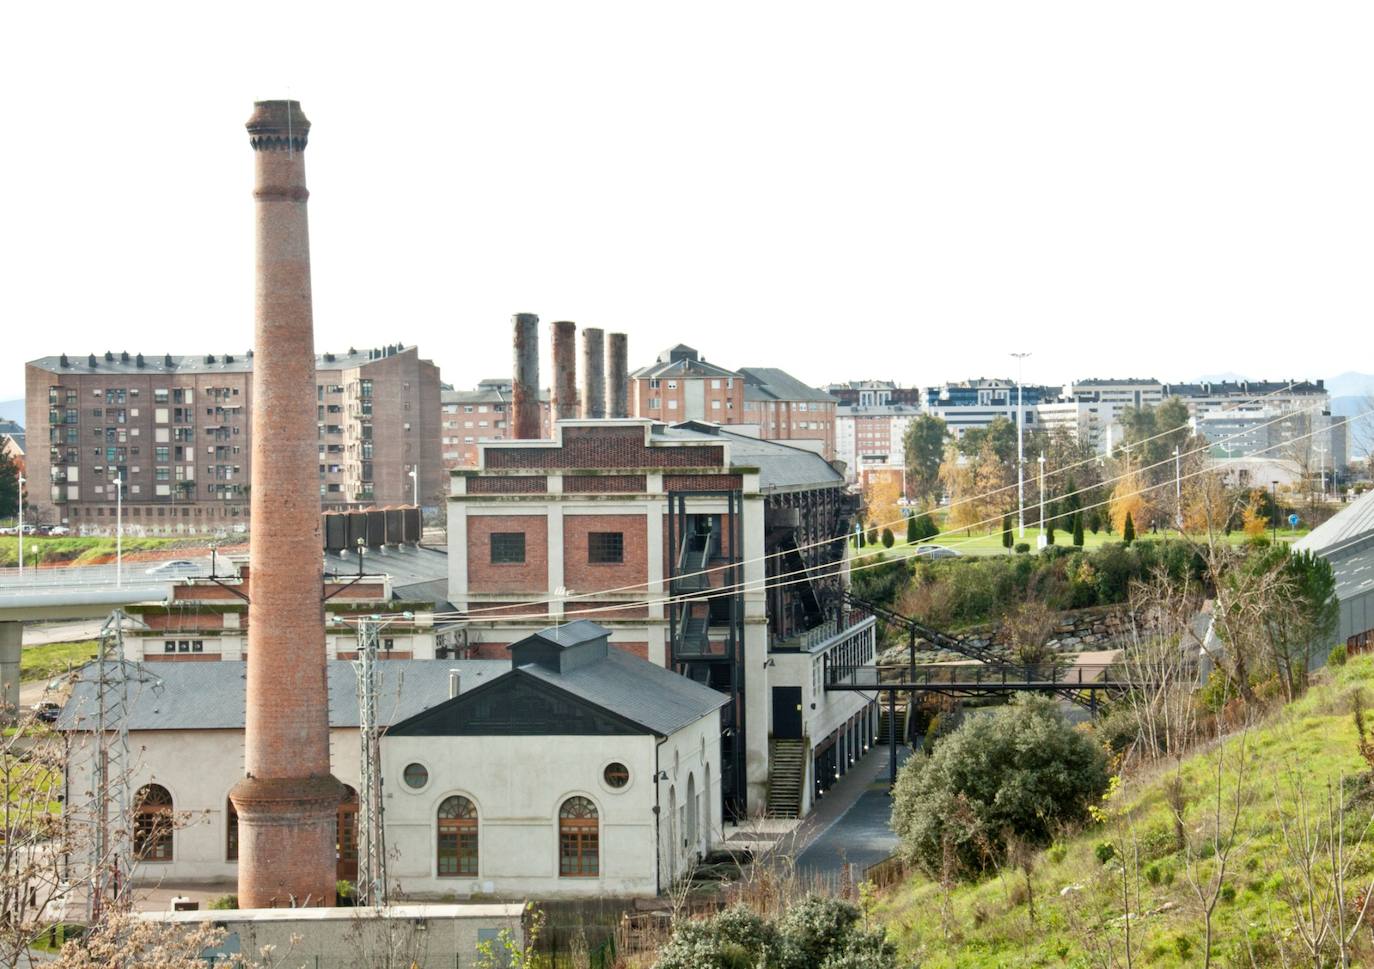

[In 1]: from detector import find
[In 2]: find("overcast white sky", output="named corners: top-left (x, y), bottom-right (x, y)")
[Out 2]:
top-left (3, 1), bottom-right (1372, 403)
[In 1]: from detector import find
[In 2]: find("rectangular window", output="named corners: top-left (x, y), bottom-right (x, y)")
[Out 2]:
top-left (588, 532), bottom-right (624, 564)
top-left (490, 532), bottom-right (526, 564)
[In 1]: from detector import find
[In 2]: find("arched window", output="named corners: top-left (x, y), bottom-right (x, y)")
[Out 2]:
top-left (437, 795), bottom-right (478, 877)
top-left (559, 796), bottom-right (599, 877)
top-left (226, 797), bottom-right (238, 861)
top-left (134, 784), bottom-right (173, 862)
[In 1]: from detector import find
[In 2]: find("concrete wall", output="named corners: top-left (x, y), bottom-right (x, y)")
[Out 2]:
top-left (142, 904), bottom-right (524, 967)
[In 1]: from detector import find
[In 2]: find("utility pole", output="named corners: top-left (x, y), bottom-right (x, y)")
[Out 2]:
top-left (1010, 353), bottom-right (1030, 537)
top-left (16, 473), bottom-right (23, 579)
top-left (1174, 446), bottom-right (1182, 531)
top-left (353, 617), bottom-right (387, 907)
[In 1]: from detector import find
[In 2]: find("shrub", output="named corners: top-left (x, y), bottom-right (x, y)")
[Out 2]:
top-left (208, 894), bottom-right (237, 910)
top-left (891, 696), bottom-right (1110, 878)
top-left (1329, 643), bottom-right (1348, 667)
top-left (1095, 841), bottom-right (1116, 865)
top-left (1015, 543), bottom-right (1030, 554)
top-left (867, 525), bottom-right (879, 547)
top-left (907, 514), bottom-right (919, 544)
top-left (881, 527), bottom-right (894, 549)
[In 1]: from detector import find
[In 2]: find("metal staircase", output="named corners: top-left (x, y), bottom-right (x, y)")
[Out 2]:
top-left (766, 739), bottom-right (806, 819)
top-left (878, 705), bottom-right (907, 746)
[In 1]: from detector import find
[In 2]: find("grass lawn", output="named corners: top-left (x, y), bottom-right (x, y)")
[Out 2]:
top-left (872, 656), bottom-right (1374, 967)
top-left (0, 534), bottom-right (198, 568)
top-left (21, 640), bottom-right (99, 682)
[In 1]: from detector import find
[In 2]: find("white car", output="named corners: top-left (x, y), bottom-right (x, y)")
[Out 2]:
top-left (914, 544), bottom-right (961, 560)
top-left (144, 559), bottom-right (204, 577)
top-left (48, 526), bottom-right (71, 536)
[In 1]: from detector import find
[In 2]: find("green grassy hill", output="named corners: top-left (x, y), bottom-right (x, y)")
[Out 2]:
top-left (873, 656), bottom-right (1374, 967)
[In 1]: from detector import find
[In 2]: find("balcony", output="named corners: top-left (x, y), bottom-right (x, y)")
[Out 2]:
top-left (770, 608), bottom-right (874, 654)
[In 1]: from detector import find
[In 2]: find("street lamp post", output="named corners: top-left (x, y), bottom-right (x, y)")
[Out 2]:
top-left (16, 474), bottom-right (24, 579)
top-left (1038, 452), bottom-right (1046, 547)
top-left (1010, 352), bottom-right (1031, 537)
top-left (113, 474), bottom-right (123, 588)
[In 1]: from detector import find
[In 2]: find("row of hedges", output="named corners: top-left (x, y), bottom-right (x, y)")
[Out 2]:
top-left (858, 540), bottom-right (1206, 629)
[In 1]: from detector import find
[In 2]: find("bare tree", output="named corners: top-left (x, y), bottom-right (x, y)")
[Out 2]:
top-left (1119, 572), bottom-right (1205, 765)
top-left (1174, 712), bottom-right (1254, 969)
top-left (1268, 755), bottom-right (1374, 966)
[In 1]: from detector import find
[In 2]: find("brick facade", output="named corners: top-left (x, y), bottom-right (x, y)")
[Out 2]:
top-left (563, 514), bottom-right (648, 593)
top-left (467, 515), bottom-right (550, 594)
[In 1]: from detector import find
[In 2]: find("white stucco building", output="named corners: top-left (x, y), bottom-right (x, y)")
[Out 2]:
top-left (59, 621), bottom-right (725, 900)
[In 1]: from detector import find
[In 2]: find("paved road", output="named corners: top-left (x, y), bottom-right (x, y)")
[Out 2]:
top-left (796, 746), bottom-right (912, 878)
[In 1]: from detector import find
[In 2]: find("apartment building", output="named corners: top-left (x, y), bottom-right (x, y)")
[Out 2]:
top-left (24, 345), bottom-right (441, 530)
top-left (440, 379), bottom-right (552, 469)
top-left (447, 419), bottom-right (875, 821)
top-left (825, 380), bottom-right (922, 409)
top-left (921, 378), bottom-right (1055, 439)
top-left (834, 403), bottom-right (921, 482)
top-left (630, 346), bottom-right (836, 460)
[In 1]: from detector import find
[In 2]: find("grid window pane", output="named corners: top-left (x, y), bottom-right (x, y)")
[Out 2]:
top-left (490, 532), bottom-right (526, 564)
top-left (588, 532), bottom-right (624, 564)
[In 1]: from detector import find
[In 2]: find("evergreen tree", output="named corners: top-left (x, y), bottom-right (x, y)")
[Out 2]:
top-left (881, 527), bottom-right (895, 549)
top-left (1002, 513), bottom-right (1013, 551)
top-left (907, 513), bottom-right (919, 544)
top-left (1072, 511), bottom-right (1085, 547)
top-left (1045, 520), bottom-right (1055, 545)
top-left (1122, 511), bottom-right (1135, 546)
top-left (867, 524), bottom-right (879, 547)
top-left (0, 447), bottom-right (18, 520)
top-left (1087, 509), bottom-right (1101, 534)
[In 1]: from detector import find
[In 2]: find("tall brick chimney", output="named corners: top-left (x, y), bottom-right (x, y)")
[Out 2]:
top-left (581, 327), bottom-right (605, 419)
top-left (551, 320), bottom-right (578, 422)
top-left (230, 100), bottom-right (341, 909)
top-left (511, 313), bottom-right (541, 439)
top-left (606, 332), bottom-right (629, 418)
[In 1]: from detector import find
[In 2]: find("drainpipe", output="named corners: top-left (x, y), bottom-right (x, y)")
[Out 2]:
top-left (654, 735), bottom-right (668, 896)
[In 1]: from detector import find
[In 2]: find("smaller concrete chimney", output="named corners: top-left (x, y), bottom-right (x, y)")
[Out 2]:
top-left (606, 332), bottom-right (629, 418)
top-left (448, 669), bottom-right (461, 699)
top-left (582, 327), bottom-right (605, 419)
top-left (551, 320), bottom-right (578, 421)
top-left (511, 313), bottom-right (540, 439)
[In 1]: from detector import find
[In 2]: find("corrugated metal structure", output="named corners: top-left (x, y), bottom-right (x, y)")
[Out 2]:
top-left (1294, 490), bottom-right (1374, 647)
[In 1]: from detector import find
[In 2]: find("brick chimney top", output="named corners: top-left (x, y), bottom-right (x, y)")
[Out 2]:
top-left (246, 100), bottom-right (311, 152)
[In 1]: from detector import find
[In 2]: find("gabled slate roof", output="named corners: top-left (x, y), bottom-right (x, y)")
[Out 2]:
top-left (57, 659), bottom-right (508, 732)
top-left (738, 367), bottom-right (835, 403)
top-left (518, 648), bottom-right (728, 736)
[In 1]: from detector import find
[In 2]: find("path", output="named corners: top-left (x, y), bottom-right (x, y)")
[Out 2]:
top-left (795, 745), bottom-right (912, 878)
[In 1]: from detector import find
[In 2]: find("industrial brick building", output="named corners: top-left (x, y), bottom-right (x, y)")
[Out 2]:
top-left (23, 344), bottom-right (442, 531)
top-left (630, 346), bottom-right (837, 460)
top-left (447, 418), bottom-right (877, 821)
top-left (60, 621), bottom-right (723, 899)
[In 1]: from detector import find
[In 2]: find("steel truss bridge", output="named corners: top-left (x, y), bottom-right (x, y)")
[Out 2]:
top-left (832, 593), bottom-right (1150, 785)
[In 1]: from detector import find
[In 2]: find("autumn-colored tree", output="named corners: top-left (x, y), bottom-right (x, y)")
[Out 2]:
top-left (941, 437), bottom-right (1014, 534)
top-left (862, 472), bottom-right (903, 531)
top-left (1110, 464), bottom-right (1147, 535)
top-left (1241, 490), bottom-right (1270, 540)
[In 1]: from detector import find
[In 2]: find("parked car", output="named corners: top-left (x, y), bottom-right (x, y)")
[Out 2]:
top-left (144, 559), bottom-right (204, 577)
top-left (34, 701), bottom-right (61, 724)
top-left (914, 544), bottom-right (961, 560)
top-left (47, 525), bottom-right (71, 536)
